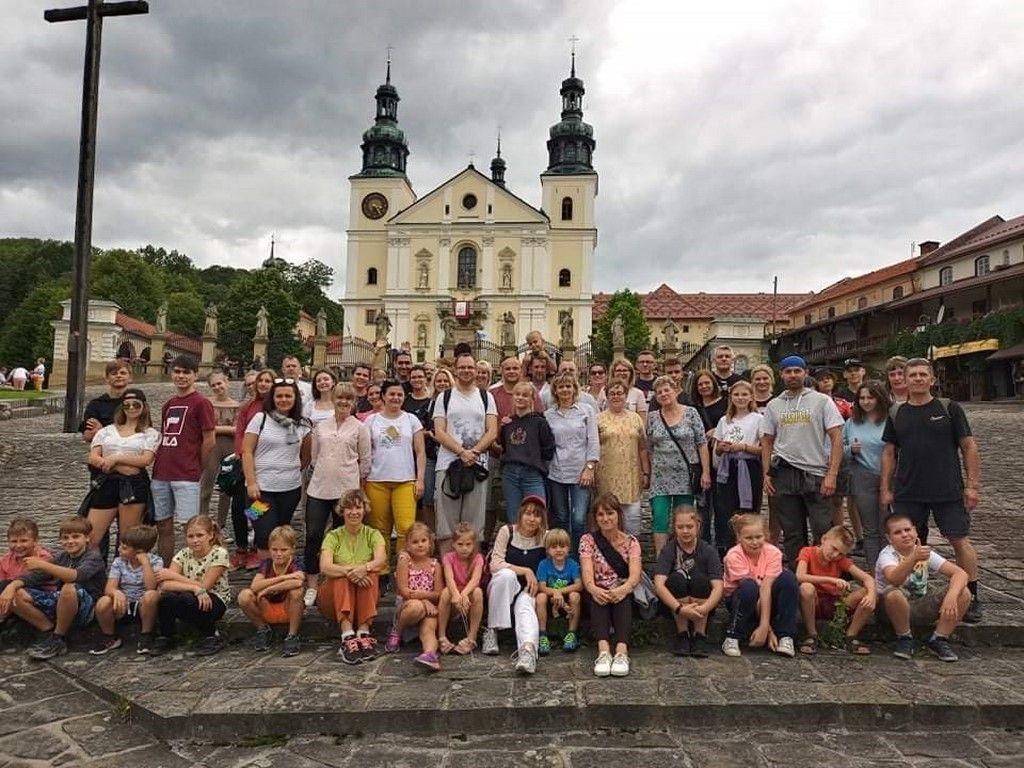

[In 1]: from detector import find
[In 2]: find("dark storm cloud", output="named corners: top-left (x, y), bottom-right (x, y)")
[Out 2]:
top-left (3, 1), bottom-right (1024, 296)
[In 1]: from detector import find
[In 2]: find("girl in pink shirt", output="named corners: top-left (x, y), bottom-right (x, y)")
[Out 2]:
top-left (721, 514), bottom-right (798, 659)
top-left (438, 522), bottom-right (485, 655)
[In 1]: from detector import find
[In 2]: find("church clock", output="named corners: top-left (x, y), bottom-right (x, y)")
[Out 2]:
top-left (361, 192), bottom-right (389, 220)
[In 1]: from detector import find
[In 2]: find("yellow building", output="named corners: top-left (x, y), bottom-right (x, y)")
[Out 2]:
top-left (343, 57), bottom-right (597, 358)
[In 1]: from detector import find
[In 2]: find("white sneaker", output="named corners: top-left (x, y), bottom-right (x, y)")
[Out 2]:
top-left (722, 637), bottom-right (742, 657)
top-left (610, 653), bottom-right (630, 677)
top-left (514, 643), bottom-right (537, 675)
top-left (481, 627), bottom-right (499, 655)
top-left (593, 651), bottom-right (613, 677)
top-left (303, 588), bottom-right (318, 609)
top-left (776, 636), bottom-right (795, 658)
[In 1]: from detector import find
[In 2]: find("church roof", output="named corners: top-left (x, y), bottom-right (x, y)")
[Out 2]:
top-left (388, 165), bottom-right (548, 224)
top-left (592, 284), bottom-right (811, 322)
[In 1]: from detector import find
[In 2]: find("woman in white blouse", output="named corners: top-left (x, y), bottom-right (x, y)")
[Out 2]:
top-left (86, 388), bottom-right (160, 550)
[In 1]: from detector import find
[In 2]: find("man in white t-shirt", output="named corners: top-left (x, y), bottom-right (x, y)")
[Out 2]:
top-left (876, 512), bottom-right (970, 662)
top-left (280, 355), bottom-right (313, 406)
top-left (432, 352), bottom-right (498, 553)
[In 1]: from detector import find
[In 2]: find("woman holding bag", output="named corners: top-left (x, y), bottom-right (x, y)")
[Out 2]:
top-left (647, 375), bottom-right (711, 557)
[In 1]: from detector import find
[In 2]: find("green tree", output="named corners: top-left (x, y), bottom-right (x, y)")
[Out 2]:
top-left (0, 277), bottom-right (69, 372)
top-left (284, 259), bottom-right (344, 333)
top-left (0, 239), bottom-right (74, 325)
top-left (591, 289), bottom-right (651, 363)
top-left (90, 249), bottom-right (166, 322)
top-left (218, 269), bottom-right (305, 367)
top-left (166, 290), bottom-right (206, 338)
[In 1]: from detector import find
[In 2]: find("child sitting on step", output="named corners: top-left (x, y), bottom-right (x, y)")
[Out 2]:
top-left (534, 527), bottom-right (582, 655)
top-left (438, 522), bottom-right (485, 655)
top-left (90, 524), bottom-right (162, 655)
top-left (388, 522), bottom-right (443, 671)
top-left (238, 524), bottom-right (305, 657)
top-left (795, 525), bottom-right (875, 655)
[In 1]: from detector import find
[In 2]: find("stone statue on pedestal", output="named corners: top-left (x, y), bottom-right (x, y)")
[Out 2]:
top-left (155, 301), bottom-right (168, 334)
top-left (203, 304), bottom-right (218, 337)
top-left (374, 310), bottom-right (392, 343)
top-left (559, 313), bottom-right (574, 348)
top-left (500, 311), bottom-right (516, 349)
top-left (255, 305), bottom-right (269, 338)
top-left (316, 308), bottom-right (328, 337)
top-left (662, 319), bottom-right (679, 350)
top-left (611, 315), bottom-right (625, 349)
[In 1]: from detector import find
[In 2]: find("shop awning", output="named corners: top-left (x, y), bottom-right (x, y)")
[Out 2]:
top-left (932, 338), bottom-right (1000, 360)
top-left (987, 343), bottom-right (1024, 362)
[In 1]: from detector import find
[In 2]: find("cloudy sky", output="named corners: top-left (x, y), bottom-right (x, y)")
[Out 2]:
top-left (4, 1), bottom-right (1024, 299)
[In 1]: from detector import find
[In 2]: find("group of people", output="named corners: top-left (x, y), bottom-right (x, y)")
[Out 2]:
top-left (0, 358), bottom-right (46, 391)
top-left (0, 331), bottom-right (983, 673)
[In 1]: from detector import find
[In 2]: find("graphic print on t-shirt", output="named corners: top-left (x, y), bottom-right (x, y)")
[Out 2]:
top-left (161, 405), bottom-right (188, 446)
top-left (507, 425), bottom-right (528, 446)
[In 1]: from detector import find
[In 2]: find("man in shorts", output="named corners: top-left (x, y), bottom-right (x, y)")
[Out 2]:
top-left (880, 358), bottom-right (982, 623)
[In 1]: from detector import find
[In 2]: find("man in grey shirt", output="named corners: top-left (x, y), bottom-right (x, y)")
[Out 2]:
top-left (761, 355), bottom-right (844, 566)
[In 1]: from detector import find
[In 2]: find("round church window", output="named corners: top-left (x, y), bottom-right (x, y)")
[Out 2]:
top-left (462, 193), bottom-right (477, 210)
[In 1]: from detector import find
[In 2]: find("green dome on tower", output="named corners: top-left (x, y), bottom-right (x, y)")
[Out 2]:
top-left (355, 58), bottom-right (409, 178)
top-left (545, 51), bottom-right (595, 175)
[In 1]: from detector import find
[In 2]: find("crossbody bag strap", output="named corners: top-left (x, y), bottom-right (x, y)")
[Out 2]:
top-left (660, 410), bottom-right (693, 468)
top-left (593, 530), bottom-right (630, 579)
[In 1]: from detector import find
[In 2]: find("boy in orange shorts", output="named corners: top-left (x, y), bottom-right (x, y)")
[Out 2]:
top-left (237, 525), bottom-right (304, 657)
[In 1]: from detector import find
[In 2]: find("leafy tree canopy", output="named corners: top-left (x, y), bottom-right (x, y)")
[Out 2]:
top-left (591, 289), bottom-right (651, 364)
top-left (0, 239), bottom-right (74, 325)
top-left (0, 277), bottom-right (70, 369)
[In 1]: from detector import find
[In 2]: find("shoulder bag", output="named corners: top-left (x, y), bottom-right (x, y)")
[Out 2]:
top-left (593, 530), bottom-right (659, 620)
top-left (659, 410), bottom-right (704, 504)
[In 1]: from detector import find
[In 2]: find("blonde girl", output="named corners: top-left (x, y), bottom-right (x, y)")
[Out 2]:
top-left (712, 381), bottom-right (764, 555)
top-left (652, 508), bottom-right (724, 658)
top-left (388, 522), bottom-right (444, 671)
top-left (721, 514), bottom-right (797, 658)
top-left (438, 522), bottom-right (486, 654)
top-left (153, 515), bottom-right (230, 656)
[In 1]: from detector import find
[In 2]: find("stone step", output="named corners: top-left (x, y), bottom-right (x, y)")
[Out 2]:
top-left (48, 645), bottom-right (1024, 742)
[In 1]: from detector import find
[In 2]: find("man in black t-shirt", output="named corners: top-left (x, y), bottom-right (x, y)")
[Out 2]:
top-left (351, 363), bottom-right (373, 414)
top-left (635, 350), bottom-right (657, 401)
top-left (880, 358), bottom-right (982, 623)
top-left (394, 350), bottom-right (414, 395)
top-left (711, 345), bottom-right (744, 396)
top-left (649, 357), bottom-right (688, 411)
top-left (836, 358), bottom-right (866, 402)
top-left (80, 361), bottom-right (132, 445)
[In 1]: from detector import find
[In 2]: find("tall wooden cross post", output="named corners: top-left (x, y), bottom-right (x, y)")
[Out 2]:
top-left (45, 0), bottom-right (149, 432)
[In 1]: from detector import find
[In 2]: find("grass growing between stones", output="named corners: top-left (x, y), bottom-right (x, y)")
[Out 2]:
top-left (237, 735), bottom-right (289, 749)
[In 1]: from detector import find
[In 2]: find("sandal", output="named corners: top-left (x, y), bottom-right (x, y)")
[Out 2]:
top-left (439, 636), bottom-right (455, 655)
top-left (454, 637), bottom-right (477, 655)
top-left (846, 637), bottom-right (871, 656)
top-left (799, 636), bottom-right (819, 655)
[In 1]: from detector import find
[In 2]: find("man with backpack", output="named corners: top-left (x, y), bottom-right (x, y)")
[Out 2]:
top-left (880, 357), bottom-right (983, 623)
top-left (432, 352), bottom-right (498, 554)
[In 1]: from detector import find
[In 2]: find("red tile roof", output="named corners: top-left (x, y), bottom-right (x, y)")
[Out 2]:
top-left (919, 214), bottom-right (1024, 266)
top-left (116, 312), bottom-right (201, 355)
top-left (786, 258), bottom-right (918, 314)
top-left (592, 284), bottom-right (810, 322)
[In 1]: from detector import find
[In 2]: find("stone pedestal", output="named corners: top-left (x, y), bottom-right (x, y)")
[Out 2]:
top-left (313, 335), bottom-right (327, 368)
top-left (613, 344), bottom-right (626, 363)
top-left (502, 344), bottom-right (518, 360)
top-left (560, 342), bottom-right (577, 358)
top-left (662, 346), bottom-right (679, 362)
top-left (252, 336), bottom-right (268, 367)
top-left (147, 333), bottom-right (167, 380)
top-left (199, 334), bottom-right (217, 377)
top-left (372, 341), bottom-right (390, 373)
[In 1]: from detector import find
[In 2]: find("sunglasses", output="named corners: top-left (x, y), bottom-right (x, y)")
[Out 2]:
top-left (273, 378), bottom-right (296, 384)
top-left (589, 370), bottom-right (605, 376)
top-left (122, 400), bottom-right (144, 410)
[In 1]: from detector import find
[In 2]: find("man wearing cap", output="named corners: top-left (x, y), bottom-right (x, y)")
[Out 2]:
top-left (761, 355), bottom-right (845, 566)
top-left (837, 359), bottom-right (866, 403)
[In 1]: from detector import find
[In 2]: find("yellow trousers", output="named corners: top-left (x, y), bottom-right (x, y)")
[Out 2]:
top-left (364, 480), bottom-right (417, 574)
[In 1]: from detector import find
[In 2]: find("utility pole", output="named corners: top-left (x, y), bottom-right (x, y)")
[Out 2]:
top-left (45, 0), bottom-right (149, 432)
top-left (771, 275), bottom-right (778, 338)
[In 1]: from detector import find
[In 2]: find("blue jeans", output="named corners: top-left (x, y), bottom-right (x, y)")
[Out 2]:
top-left (151, 480), bottom-right (201, 524)
top-left (547, 481), bottom-right (590, 554)
top-left (502, 463), bottom-right (547, 524)
top-left (725, 570), bottom-right (798, 640)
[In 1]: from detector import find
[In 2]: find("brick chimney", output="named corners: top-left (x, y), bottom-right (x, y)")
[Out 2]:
top-left (919, 241), bottom-right (940, 256)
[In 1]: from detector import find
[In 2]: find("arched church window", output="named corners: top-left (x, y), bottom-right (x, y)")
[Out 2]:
top-left (367, 267), bottom-right (378, 285)
top-left (561, 197), bottom-right (573, 221)
top-left (558, 268), bottom-right (572, 287)
top-left (457, 246), bottom-right (477, 289)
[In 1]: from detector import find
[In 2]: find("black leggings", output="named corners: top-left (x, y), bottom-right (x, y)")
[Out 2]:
top-left (304, 496), bottom-right (341, 576)
top-left (665, 571), bottom-right (713, 600)
top-left (231, 485), bottom-right (249, 547)
top-left (586, 593), bottom-right (633, 645)
top-left (251, 487), bottom-right (302, 550)
top-left (158, 592), bottom-right (226, 638)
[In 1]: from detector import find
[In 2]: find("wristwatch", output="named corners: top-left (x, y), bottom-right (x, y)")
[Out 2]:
top-left (585, 461), bottom-right (597, 471)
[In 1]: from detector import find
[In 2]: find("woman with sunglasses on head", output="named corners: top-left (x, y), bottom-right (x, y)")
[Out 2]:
top-left (230, 369), bottom-right (275, 569)
top-left (241, 378), bottom-right (312, 562)
top-left (86, 389), bottom-right (159, 558)
top-left (585, 364), bottom-right (608, 412)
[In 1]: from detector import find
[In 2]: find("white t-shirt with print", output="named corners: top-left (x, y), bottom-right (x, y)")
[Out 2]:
top-left (245, 413), bottom-right (311, 492)
top-left (365, 411), bottom-right (422, 482)
top-left (714, 411), bottom-right (763, 448)
top-left (875, 544), bottom-right (947, 597)
top-left (91, 425), bottom-right (161, 457)
top-left (432, 387), bottom-right (497, 471)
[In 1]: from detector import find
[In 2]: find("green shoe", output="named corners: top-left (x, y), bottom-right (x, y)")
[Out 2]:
top-left (562, 631), bottom-right (579, 653)
top-left (537, 635), bottom-right (551, 656)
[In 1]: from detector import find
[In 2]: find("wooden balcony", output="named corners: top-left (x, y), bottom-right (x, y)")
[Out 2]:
top-left (802, 334), bottom-right (889, 365)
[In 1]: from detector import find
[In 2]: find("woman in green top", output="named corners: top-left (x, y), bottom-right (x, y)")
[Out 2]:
top-left (317, 488), bottom-right (387, 664)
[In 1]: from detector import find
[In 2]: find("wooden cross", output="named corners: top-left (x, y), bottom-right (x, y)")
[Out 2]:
top-left (44, 0), bottom-right (149, 432)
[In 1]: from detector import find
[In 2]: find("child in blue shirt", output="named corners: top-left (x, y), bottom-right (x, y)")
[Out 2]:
top-left (535, 527), bottom-right (582, 655)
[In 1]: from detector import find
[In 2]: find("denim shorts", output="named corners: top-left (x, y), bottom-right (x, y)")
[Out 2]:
top-left (151, 479), bottom-right (201, 524)
top-left (25, 586), bottom-right (95, 627)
